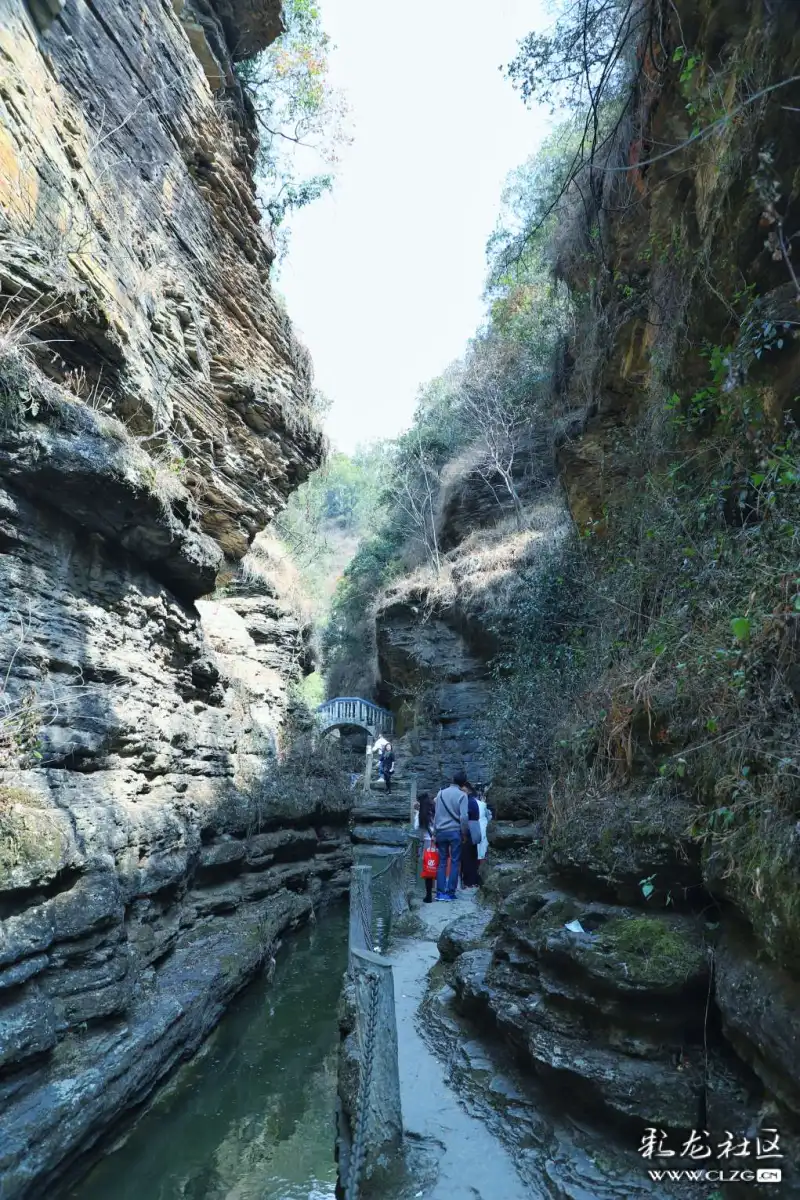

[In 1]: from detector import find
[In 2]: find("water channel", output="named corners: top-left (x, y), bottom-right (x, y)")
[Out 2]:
top-left (69, 888), bottom-right (682, 1200)
top-left (71, 909), bottom-right (349, 1200)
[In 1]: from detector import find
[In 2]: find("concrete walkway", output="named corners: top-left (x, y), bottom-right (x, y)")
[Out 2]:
top-left (392, 892), bottom-right (536, 1200)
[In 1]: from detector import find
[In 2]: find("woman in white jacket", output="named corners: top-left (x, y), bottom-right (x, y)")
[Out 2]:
top-left (477, 790), bottom-right (492, 865)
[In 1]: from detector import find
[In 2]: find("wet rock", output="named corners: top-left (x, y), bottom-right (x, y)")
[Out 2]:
top-left (714, 931), bottom-right (800, 1118)
top-left (460, 1038), bottom-right (494, 1072)
top-left (452, 949), bottom-right (495, 1012)
top-left (487, 1075), bottom-right (526, 1102)
top-left (0, 988), bottom-right (60, 1070)
top-left (437, 909), bottom-right (494, 962)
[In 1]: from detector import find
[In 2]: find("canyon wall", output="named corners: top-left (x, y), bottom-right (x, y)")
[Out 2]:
top-left (374, 0), bottom-right (800, 1177)
top-left (0, 3), bottom-right (346, 1195)
top-left (376, 460), bottom-right (571, 797)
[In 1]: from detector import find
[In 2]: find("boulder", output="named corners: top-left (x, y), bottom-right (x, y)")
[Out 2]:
top-left (479, 859), bottom-right (533, 906)
top-left (489, 821), bottom-right (541, 852)
top-left (437, 909), bottom-right (494, 963)
top-left (548, 791), bottom-right (703, 908)
top-left (452, 947), bottom-right (705, 1132)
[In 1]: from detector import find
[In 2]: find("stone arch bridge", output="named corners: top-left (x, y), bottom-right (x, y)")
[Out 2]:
top-left (316, 697), bottom-right (393, 738)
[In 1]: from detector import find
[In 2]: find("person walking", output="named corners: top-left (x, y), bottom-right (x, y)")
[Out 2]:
top-left (378, 741), bottom-right (395, 792)
top-left (432, 770), bottom-right (470, 901)
top-left (371, 732), bottom-right (389, 785)
top-left (460, 783), bottom-right (481, 888)
top-left (416, 791), bottom-right (435, 903)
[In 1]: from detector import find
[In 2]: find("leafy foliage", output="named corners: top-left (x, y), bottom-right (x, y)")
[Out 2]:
top-left (275, 446), bottom-right (387, 622)
top-left (506, 0), bottom-right (635, 114)
top-left (235, 0), bottom-right (350, 254)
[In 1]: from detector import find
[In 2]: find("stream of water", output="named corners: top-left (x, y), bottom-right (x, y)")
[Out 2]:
top-left (68, 885), bottom-right (674, 1200)
top-left (71, 909), bottom-right (349, 1200)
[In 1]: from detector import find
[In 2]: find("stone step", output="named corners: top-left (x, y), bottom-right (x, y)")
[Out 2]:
top-left (351, 800), bottom-right (413, 824)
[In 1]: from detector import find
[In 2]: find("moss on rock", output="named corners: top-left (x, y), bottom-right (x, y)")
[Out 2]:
top-left (597, 916), bottom-right (707, 989)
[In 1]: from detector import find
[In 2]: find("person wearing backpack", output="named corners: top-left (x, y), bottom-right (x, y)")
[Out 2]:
top-left (432, 769), bottom-right (470, 900)
top-left (460, 782), bottom-right (482, 888)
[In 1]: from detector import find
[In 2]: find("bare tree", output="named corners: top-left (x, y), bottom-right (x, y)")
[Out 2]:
top-left (458, 341), bottom-right (543, 526)
top-left (384, 428), bottom-right (442, 570)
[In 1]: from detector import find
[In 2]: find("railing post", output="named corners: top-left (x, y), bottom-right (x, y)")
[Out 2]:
top-left (363, 744), bottom-right (372, 793)
top-left (349, 948), bottom-right (403, 1182)
top-left (349, 864), bottom-right (373, 963)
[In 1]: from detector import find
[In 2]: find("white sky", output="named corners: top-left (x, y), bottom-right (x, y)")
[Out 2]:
top-left (279, 0), bottom-right (552, 453)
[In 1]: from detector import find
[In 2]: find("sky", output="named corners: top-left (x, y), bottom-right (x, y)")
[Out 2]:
top-left (278, 0), bottom-right (552, 453)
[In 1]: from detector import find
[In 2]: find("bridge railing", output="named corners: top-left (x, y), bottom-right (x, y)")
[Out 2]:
top-left (316, 697), bottom-right (393, 735)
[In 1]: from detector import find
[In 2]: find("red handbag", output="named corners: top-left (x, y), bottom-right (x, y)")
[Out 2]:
top-left (421, 845), bottom-right (439, 879)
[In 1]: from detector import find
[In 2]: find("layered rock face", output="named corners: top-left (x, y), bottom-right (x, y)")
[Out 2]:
top-left (376, 591), bottom-right (492, 787)
top-left (446, 859), bottom-right (799, 1192)
top-left (0, 3), bottom-right (342, 1195)
top-left (375, 477), bottom-right (570, 793)
top-left (0, 0), bottom-right (323, 559)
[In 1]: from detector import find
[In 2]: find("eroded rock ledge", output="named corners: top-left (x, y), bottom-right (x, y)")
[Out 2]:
top-left (442, 850), bottom-right (800, 1194)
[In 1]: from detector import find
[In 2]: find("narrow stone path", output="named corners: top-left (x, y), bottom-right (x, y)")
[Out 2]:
top-left (391, 892), bottom-right (540, 1200)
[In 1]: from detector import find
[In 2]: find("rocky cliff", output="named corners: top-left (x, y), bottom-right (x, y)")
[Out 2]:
top-left (0, 3), bottom-right (345, 1195)
top-left (375, 465), bottom-right (571, 795)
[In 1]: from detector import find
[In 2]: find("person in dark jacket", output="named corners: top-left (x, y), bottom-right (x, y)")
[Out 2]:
top-left (379, 742), bottom-right (395, 793)
top-left (460, 783), bottom-right (481, 888)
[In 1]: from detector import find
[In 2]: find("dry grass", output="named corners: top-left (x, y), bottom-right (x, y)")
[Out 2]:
top-left (379, 493), bottom-right (570, 623)
top-left (241, 532), bottom-right (314, 626)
